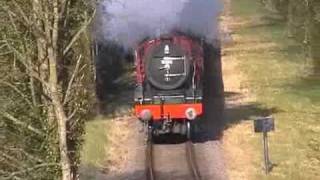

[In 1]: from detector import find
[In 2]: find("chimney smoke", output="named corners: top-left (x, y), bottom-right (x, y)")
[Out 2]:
top-left (95, 0), bottom-right (223, 48)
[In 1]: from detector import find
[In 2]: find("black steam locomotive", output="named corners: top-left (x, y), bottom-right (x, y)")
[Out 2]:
top-left (134, 34), bottom-right (204, 138)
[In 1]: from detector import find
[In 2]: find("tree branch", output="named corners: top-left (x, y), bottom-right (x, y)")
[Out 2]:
top-left (0, 111), bottom-right (45, 136)
top-left (1, 147), bottom-right (44, 163)
top-left (3, 163), bottom-right (59, 180)
top-left (4, 41), bottom-right (49, 87)
top-left (52, 0), bottom-right (59, 53)
top-left (0, 51), bottom-right (13, 56)
top-left (67, 109), bottom-right (78, 122)
top-left (63, 54), bottom-right (82, 105)
top-left (0, 152), bottom-right (26, 169)
top-left (9, 0), bottom-right (46, 39)
top-left (11, 0), bottom-right (31, 25)
top-left (0, 80), bottom-right (33, 107)
top-left (63, 9), bottom-right (96, 56)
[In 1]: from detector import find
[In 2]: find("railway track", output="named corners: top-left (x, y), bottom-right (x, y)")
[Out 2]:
top-left (146, 136), bottom-right (155, 180)
top-left (185, 141), bottom-right (201, 180)
top-left (146, 137), bottom-right (201, 180)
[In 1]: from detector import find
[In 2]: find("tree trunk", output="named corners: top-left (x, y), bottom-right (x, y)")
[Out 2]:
top-left (263, 0), bottom-right (278, 12)
top-left (47, 0), bottom-right (72, 179)
top-left (48, 48), bottom-right (72, 180)
top-left (1, 0), bottom-right (95, 179)
top-left (307, 1), bottom-right (320, 74)
top-left (287, 0), bottom-right (294, 37)
top-left (310, 21), bottom-right (320, 74)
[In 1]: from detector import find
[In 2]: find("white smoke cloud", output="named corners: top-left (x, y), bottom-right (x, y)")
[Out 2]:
top-left (96, 0), bottom-right (223, 48)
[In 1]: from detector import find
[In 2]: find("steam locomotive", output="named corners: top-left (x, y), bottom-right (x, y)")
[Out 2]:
top-left (134, 34), bottom-right (204, 138)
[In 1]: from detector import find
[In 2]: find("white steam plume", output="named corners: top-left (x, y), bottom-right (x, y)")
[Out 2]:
top-left (95, 0), bottom-right (223, 48)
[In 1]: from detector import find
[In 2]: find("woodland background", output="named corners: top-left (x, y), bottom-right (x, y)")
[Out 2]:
top-left (261, 0), bottom-right (320, 72)
top-left (0, 1), bottom-right (96, 180)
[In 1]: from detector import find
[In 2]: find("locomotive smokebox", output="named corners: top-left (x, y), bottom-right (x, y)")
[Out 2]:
top-left (145, 42), bottom-right (191, 90)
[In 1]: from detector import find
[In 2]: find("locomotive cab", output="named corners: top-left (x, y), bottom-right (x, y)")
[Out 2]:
top-left (134, 35), bottom-right (204, 137)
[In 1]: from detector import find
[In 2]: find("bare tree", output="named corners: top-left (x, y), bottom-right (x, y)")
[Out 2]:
top-left (0, 0), bottom-right (96, 179)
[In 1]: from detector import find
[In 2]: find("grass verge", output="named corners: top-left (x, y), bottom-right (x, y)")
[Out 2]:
top-left (81, 117), bottom-right (110, 168)
top-left (224, 0), bottom-right (320, 179)
top-left (80, 115), bottom-right (132, 180)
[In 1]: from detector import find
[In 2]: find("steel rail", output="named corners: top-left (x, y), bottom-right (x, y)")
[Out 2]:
top-left (146, 128), bottom-right (201, 180)
top-left (186, 141), bottom-right (201, 180)
top-left (146, 135), bottom-right (155, 180)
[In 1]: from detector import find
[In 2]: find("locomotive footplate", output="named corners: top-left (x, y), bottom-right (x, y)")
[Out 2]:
top-left (136, 97), bottom-right (200, 137)
top-left (135, 103), bottom-right (203, 120)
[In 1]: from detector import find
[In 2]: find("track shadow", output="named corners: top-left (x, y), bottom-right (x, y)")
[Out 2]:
top-left (191, 40), bottom-right (225, 142)
top-left (224, 102), bottom-right (282, 127)
top-left (153, 134), bottom-right (188, 144)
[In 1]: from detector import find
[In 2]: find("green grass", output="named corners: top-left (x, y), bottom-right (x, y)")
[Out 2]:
top-left (81, 117), bottom-right (110, 167)
top-left (230, 0), bottom-right (320, 179)
top-left (79, 117), bottom-right (111, 180)
top-left (231, 0), bottom-right (264, 18)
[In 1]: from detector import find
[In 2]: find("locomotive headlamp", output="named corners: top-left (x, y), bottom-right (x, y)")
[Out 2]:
top-left (139, 109), bottom-right (152, 121)
top-left (185, 108), bottom-right (197, 120)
